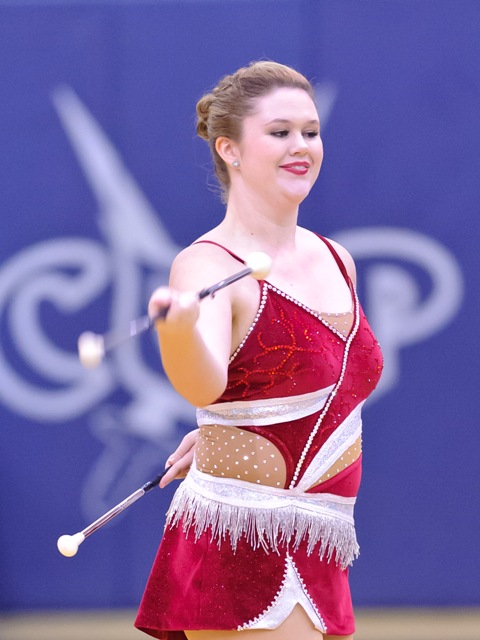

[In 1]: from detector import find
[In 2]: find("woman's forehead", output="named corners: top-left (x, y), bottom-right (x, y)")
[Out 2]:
top-left (249, 87), bottom-right (318, 122)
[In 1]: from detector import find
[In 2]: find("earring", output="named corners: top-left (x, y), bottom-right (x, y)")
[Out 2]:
top-left (232, 160), bottom-right (240, 168)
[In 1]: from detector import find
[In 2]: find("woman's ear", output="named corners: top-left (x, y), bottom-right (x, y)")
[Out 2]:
top-left (215, 136), bottom-right (240, 166)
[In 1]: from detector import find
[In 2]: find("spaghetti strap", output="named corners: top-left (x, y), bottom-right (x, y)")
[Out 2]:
top-left (316, 235), bottom-right (351, 285)
top-left (192, 240), bottom-right (246, 265)
top-left (194, 237), bottom-right (350, 286)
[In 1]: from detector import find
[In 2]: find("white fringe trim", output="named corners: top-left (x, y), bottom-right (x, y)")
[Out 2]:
top-left (166, 466), bottom-right (359, 570)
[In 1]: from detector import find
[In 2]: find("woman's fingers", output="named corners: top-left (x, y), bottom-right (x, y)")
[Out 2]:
top-left (168, 429), bottom-right (199, 461)
top-left (159, 429), bottom-right (199, 488)
top-left (159, 450), bottom-right (194, 487)
top-left (148, 286), bottom-right (172, 321)
top-left (148, 288), bottom-right (200, 332)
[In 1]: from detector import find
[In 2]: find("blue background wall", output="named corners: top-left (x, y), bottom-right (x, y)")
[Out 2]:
top-left (0, 0), bottom-right (478, 612)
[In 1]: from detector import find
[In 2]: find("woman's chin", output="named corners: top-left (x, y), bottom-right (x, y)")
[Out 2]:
top-left (279, 183), bottom-right (313, 205)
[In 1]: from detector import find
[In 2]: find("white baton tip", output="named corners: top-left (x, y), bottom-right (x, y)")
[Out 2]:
top-left (57, 533), bottom-right (85, 557)
top-left (78, 331), bottom-right (105, 369)
top-left (245, 252), bottom-right (272, 280)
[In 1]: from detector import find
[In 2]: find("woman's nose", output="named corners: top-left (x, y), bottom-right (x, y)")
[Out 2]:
top-left (291, 132), bottom-right (309, 154)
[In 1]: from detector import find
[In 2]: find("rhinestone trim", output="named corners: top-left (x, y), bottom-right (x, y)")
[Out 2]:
top-left (229, 280), bottom-right (352, 365)
top-left (237, 558), bottom-right (291, 631)
top-left (266, 283), bottom-right (351, 342)
top-left (289, 288), bottom-right (360, 489)
top-left (238, 554), bottom-right (327, 633)
top-left (289, 554), bottom-right (328, 633)
top-left (295, 401), bottom-right (363, 492)
top-left (229, 282), bottom-right (268, 363)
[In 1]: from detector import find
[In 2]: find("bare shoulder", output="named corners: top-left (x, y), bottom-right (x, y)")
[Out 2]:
top-left (299, 228), bottom-right (357, 285)
top-left (324, 237), bottom-right (357, 285)
top-left (169, 238), bottom-right (244, 292)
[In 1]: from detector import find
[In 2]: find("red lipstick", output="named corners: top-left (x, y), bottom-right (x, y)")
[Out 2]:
top-left (279, 162), bottom-right (310, 175)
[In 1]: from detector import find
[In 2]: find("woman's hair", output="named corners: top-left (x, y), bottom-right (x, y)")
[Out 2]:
top-left (196, 61), bottom-right (315, 201)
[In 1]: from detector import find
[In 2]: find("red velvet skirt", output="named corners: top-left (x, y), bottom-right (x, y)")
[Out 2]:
top-left (135, 516), bottom-right (355, 639)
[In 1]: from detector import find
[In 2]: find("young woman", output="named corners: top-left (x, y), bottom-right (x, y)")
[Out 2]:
top-left (135, 61), bottom-right (383, 640)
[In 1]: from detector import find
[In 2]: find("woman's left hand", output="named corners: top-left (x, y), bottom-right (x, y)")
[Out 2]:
top-left (159, 428), bottom-right (199, 488)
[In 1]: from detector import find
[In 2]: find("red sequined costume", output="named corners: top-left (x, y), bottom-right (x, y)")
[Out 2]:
top-left (135, 237), bottom-right (383, 639)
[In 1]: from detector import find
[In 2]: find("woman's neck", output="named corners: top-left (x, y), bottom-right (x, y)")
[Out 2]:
top-left (220, 190), bottom-right (300, 251)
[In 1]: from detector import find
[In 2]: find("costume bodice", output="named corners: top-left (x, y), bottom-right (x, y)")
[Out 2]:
top-left (219, 281), bottom-right (378, 403)
top-left (194, 238), bottom-right (383, 491)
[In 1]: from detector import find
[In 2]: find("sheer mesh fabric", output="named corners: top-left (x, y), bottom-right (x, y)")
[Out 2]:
top-left (196, 428), bottom-right (361, 490)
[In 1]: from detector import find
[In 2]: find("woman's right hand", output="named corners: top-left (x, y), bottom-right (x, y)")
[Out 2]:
top-left (148, 286), bottom-right (200, 334)
top-left (159, 429), bottom-right (199, 488)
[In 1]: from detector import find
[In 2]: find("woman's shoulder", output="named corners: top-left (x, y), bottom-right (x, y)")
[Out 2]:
top-left (299, 228), bottom-right (357, 285)
top-left (169, 234), bottom-right (245, 290)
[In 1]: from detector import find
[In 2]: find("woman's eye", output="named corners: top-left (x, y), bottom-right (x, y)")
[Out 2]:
top-left (305, 130), bottom-right (319, 138)
top-left (271, 130), bottom-right (289, 138)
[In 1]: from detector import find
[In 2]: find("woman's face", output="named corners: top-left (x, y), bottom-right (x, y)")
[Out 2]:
top-left (234, 87), bottom-right (323, 206)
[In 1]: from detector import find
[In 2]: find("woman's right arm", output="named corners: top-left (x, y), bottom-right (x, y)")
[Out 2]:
top-left (148, 243), bottom-right (236, 407)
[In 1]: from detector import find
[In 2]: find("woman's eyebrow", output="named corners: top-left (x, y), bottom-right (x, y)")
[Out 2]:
top-left (266, 118), bottom-right (320, 125)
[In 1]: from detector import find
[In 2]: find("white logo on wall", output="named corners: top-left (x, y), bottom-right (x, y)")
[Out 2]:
top-left (0, 88), bottom-right (463, 519)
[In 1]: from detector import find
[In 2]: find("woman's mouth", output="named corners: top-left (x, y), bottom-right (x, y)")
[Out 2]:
top-left (279, 162), bottom-right (310, 175)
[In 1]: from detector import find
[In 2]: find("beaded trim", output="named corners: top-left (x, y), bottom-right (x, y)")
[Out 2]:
top-left (238, 558), bottom-right (291, 631)
top-left (288, 554), bottom-right (328, 632)
top-left (266, 282), bottom-right (351, 342)
top-left (229, 280), bottom-right (353, 365)
top-left (229, 282), bottom-right (268, 362)
top-left (289, 289), bottom-right (360, 489)
top-left (238, 554), bottom-right (327, 633)
top-left (196, 385), bottom-right (334, 427)
top-left (166, 464), bottom-right (359, 569)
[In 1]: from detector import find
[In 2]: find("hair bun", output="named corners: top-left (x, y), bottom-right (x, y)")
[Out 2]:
top-left (196, 93), bottom-right (214, 140)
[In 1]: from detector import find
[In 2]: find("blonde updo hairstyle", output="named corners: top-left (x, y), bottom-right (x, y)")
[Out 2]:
top-left (196, 61), bottom-right (315, 202)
